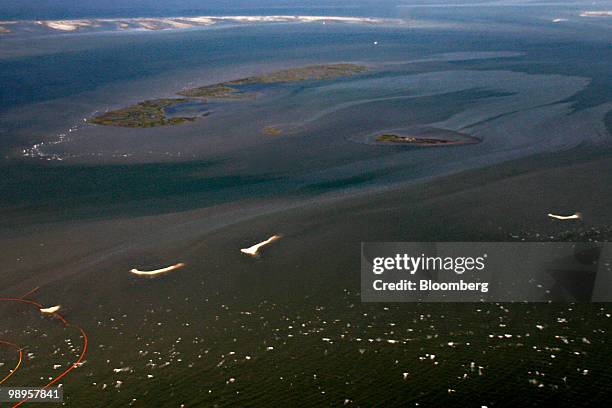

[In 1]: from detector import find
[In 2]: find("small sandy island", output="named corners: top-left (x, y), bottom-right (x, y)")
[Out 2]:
top-left (368, 127), bottom-right (481, 147)
top-left (375, 133), bottom-right (479, 146)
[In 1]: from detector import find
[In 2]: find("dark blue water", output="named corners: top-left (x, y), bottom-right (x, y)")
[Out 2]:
top-left (0, 24), bottom-right (515, 111)
top-left (1, 2), bottom-right (610, 224)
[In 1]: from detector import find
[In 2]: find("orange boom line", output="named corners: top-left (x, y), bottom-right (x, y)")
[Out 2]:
top-left (0, 296), bottom-right (89, 408)
top-left (0, 340), bottom-right (23, 385)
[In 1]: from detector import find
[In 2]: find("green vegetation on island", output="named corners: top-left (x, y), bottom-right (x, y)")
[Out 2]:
top-left (377, 134), bottom-right (419, 143)
top-left (88, 99), bottom-right (195, 128)
top-left (177, 84), bottom-right (247, 98)
top-left (90, 63), bottom-right (368, 127)
top-left (227, 63), bottom-right (368, 85)
top-left (376, 133), bottom-right (467, 146)
top-left (179, 64), bottom-right (367, 99)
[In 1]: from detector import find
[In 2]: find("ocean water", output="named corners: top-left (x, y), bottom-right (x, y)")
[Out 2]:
top-left (1, 4), bottom-right (611, 407)
top-left (1, 19), bottom-right (610, 222)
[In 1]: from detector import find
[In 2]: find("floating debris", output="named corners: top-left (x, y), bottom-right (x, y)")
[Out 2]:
top-left (40, 305), bottom-right (61, 314)
top-left (130, 263), bottom-right (185, 276)
top-left (547, 212), bottom-right (582, 221)
top-left (240, 235), bottom-right (281, 257)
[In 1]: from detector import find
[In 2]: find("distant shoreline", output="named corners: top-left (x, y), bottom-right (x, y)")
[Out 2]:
top-left (0, 15), bottom-right (404, 36)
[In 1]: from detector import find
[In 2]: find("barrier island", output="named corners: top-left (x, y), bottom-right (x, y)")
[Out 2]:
top-left (89, 64), bottom-right (367, 127)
